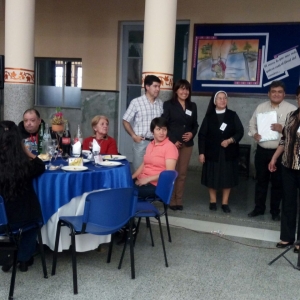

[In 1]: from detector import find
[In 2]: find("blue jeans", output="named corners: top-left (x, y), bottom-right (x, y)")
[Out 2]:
top-left (132, 140), bottom-right (150, 172)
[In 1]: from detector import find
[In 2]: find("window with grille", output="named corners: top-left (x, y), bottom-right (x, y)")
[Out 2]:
top-left (35, 58), bottom-right (82, 108)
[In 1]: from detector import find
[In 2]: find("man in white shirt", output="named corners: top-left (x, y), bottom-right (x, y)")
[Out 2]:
top-left (123, 75), bottom-right (163, 171)
top-left (248, 81), bottom-right (297, 221)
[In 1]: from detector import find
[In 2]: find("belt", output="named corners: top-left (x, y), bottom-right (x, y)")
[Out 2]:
top-left (143, 137), bottom-right (154, 142)
top-left (257, 144), bottom-right (276, 151)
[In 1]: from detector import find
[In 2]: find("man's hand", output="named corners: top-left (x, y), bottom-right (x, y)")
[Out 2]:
top-left (270, 123), bottom-right (282, 133)
top-left (132, 134), bottom-right (143, 143)
top-left (253, 133), bottom-right (262, 142)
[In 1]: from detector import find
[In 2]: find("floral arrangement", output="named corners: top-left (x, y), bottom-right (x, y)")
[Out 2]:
top-left (51, 107), bottom-right (67, 125)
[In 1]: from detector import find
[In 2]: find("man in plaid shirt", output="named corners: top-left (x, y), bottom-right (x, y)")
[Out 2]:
top-left (123, 75), bottom-right (163, 171)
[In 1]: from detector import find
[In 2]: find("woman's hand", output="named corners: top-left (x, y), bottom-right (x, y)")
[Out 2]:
top-left (199, 154), bottom-right (205, 164)
top-left (182, 132), bottom-right (193, 142)
top-left (268, 159), bottom-right (277, 172)
top-left (22, 143), bottom-right (36, 160)
top-left (135, 177), bottom-right (149, 186)
top-left (175, 141), bottom-right (182, 149)
top-left (221, 139), bottom-right (232, 148)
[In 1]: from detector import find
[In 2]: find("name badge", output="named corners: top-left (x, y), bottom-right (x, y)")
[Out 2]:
top-left (220, 123), bottom-right (227, 131)
top-left (185, 109), bottom-right (192, 116)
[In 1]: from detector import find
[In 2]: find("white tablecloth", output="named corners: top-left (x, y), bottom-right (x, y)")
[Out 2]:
top-left (41, 189), bottom-right (111, 252)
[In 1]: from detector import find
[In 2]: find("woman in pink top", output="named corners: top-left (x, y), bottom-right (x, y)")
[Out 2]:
top-left (132, 117), bottom-right (178, 198)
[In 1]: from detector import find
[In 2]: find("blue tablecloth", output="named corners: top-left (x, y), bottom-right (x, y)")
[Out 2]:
top-left (33, 158), bottom-right (133, 223)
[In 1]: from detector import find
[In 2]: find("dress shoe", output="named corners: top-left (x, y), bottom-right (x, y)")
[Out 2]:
top-left (294, 246), bottom-right (299, 254)
top-left (276, 241), bottom-right (294, 248)
top-left (248, 209), bottom-right (264, 217)
top-left (177, 205), bottom-right (183, 211)
top-left (221, 205), bottom-right (231, 213)
top-left (272, 214), bottom-right (280, 221)
top-left (209, 203), bottom-right (217, 211)
top-left (169, 205), bottom-right (177, 211)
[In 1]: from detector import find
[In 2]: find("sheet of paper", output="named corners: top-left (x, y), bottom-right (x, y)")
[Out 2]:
top-left (257, 111), bottom-right (279, 142)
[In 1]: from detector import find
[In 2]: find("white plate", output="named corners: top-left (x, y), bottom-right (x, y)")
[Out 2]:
top-left (102, 155), bottom-right (127, 161)
top-left (83, 159), bottom-right (90, 163)
top-left (61, 166), bottom-right (88, 172)
top-left (97, 161), bottom-right (122, 167)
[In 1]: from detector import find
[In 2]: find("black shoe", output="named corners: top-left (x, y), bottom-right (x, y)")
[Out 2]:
top-left (19, 257), bottom-right (34, 272)
top-left (221, 205), bottom-right (231, 213)
top-left (1, 256), bottom-right (13, 273)
top-left (177, 205), bottom-right (183, 211)
top-left (209, 203), bottom-right (217, 211)
top-left (169, 205), bottom-right (177, 211)
top-left (248, 209), bottom-right (264, 217)
top-left (272, 214), bottom-right (280, 221)
top-left (276, 241), bottom-right (294, 248)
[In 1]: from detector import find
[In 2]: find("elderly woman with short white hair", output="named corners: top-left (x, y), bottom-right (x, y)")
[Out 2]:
top-left (198, 91), bottom-right (244, 213)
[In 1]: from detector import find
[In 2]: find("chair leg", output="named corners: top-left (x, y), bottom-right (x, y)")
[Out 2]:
top-left (70, 232), bottom-right (78, 295)
top-left (134, 217), bottom-right (141, 246)
top-left (37, 228), bottom-right (48, 278)
top-left (118, 232), bottom-right (128, 270)
top-left (147, 218), bottom-right (154, 247)
top-left (157, 216), bottom-right (168, 267)
top-left (107, 234), bottom-right (114, 263)
top-left (128, 218), bottom-right (135, 279)
top-left (164, 206), bottom-right (172, 243)
top-left (8, 250), bottom-right (18, 300)
top-left (51, 221), bottom-right (62, 276)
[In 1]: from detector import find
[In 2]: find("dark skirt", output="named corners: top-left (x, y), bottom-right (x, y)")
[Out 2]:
top-left (201, 148), bottom-right (239, 189)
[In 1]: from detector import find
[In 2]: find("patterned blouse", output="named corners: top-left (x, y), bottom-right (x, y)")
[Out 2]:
top-left (280, 108), bottom-right (300, 170)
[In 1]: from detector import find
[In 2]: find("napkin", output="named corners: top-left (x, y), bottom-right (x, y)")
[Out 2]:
top-left (72, 141), bottom-right (81, 156)
top-left (92, 139), bottom-right (100, 153)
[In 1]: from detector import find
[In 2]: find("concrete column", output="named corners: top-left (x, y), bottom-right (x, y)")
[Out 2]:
top-left (142, 0), bottom-right (177, 101)
top-left (4, 0), bottom-right (35, 122)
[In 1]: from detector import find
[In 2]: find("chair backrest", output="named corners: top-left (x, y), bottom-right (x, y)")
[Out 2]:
top-left (155, 170), bottom-right (178, 205)
top-left (0, 196), bottom-right (8, 227)
top-left (82, 187), bottom-right (137, 230)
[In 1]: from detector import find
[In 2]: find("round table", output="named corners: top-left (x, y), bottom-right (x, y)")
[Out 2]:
top-left (33, 158), bottom-right (133, 251)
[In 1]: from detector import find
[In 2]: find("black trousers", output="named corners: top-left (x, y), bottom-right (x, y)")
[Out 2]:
top-left (280, 166), bottom-right (300, 242)
top-left (254, 145), bottom-right (282, 215)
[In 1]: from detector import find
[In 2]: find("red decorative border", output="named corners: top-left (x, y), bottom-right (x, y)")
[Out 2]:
top-left (142, 72), bottom-right (173, 90)
top-left (5, 68), bottom-right (34, 84)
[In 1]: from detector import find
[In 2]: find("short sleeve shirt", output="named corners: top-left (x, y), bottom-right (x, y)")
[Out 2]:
top-left (137, 137), bottom-right (178, 186)
top-left (122, 94), bottom-right (163, 139)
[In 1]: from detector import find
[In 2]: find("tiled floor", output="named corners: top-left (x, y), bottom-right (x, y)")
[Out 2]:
top-left (1, 170), bottom-right (298, 300)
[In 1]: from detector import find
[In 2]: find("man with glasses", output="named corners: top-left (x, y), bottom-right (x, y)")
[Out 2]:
top-left (248, 81), bottom-right (296, 221)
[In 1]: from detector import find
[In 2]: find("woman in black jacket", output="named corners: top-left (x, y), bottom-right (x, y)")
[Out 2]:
top-left (198, 91), bottom-right (244, 213)
top-left (0, 121), bottom-right (45, 272)
top-left (163, 79), bottom-right (199, 210)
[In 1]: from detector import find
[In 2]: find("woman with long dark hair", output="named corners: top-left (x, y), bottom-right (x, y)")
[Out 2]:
top-left (198, 91), bottom-right (244, 213)
top-left (162, 79), bottom-right (199, 210)
top-left (0, 121), bottom-right (45, 272)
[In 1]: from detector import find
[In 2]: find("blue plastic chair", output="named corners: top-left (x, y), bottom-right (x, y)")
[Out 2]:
top-left (138, 170), bottom-right (178, 243)
top-left (119, 171), bottom-right (177, 271)
top-left (51, 187), bottom-right (138, 295)
top-left (0, 196), bottom-right (48, 300)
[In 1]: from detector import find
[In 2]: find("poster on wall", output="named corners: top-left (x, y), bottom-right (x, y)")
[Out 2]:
top-left (191, 23), bottom-right (300, 95)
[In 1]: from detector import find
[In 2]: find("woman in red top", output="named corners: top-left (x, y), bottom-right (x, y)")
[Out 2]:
top-left (82, 115), bottom-right (118, 155)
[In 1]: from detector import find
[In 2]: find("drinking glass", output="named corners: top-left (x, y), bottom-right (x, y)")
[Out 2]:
top-left (89, 141), bottom-right (93, 152)
top-left (47, 145), bottom-right (55, 167)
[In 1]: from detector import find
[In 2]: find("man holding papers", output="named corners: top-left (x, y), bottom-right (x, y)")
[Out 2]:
top-left (248, 81), bottom-right (296, 220)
